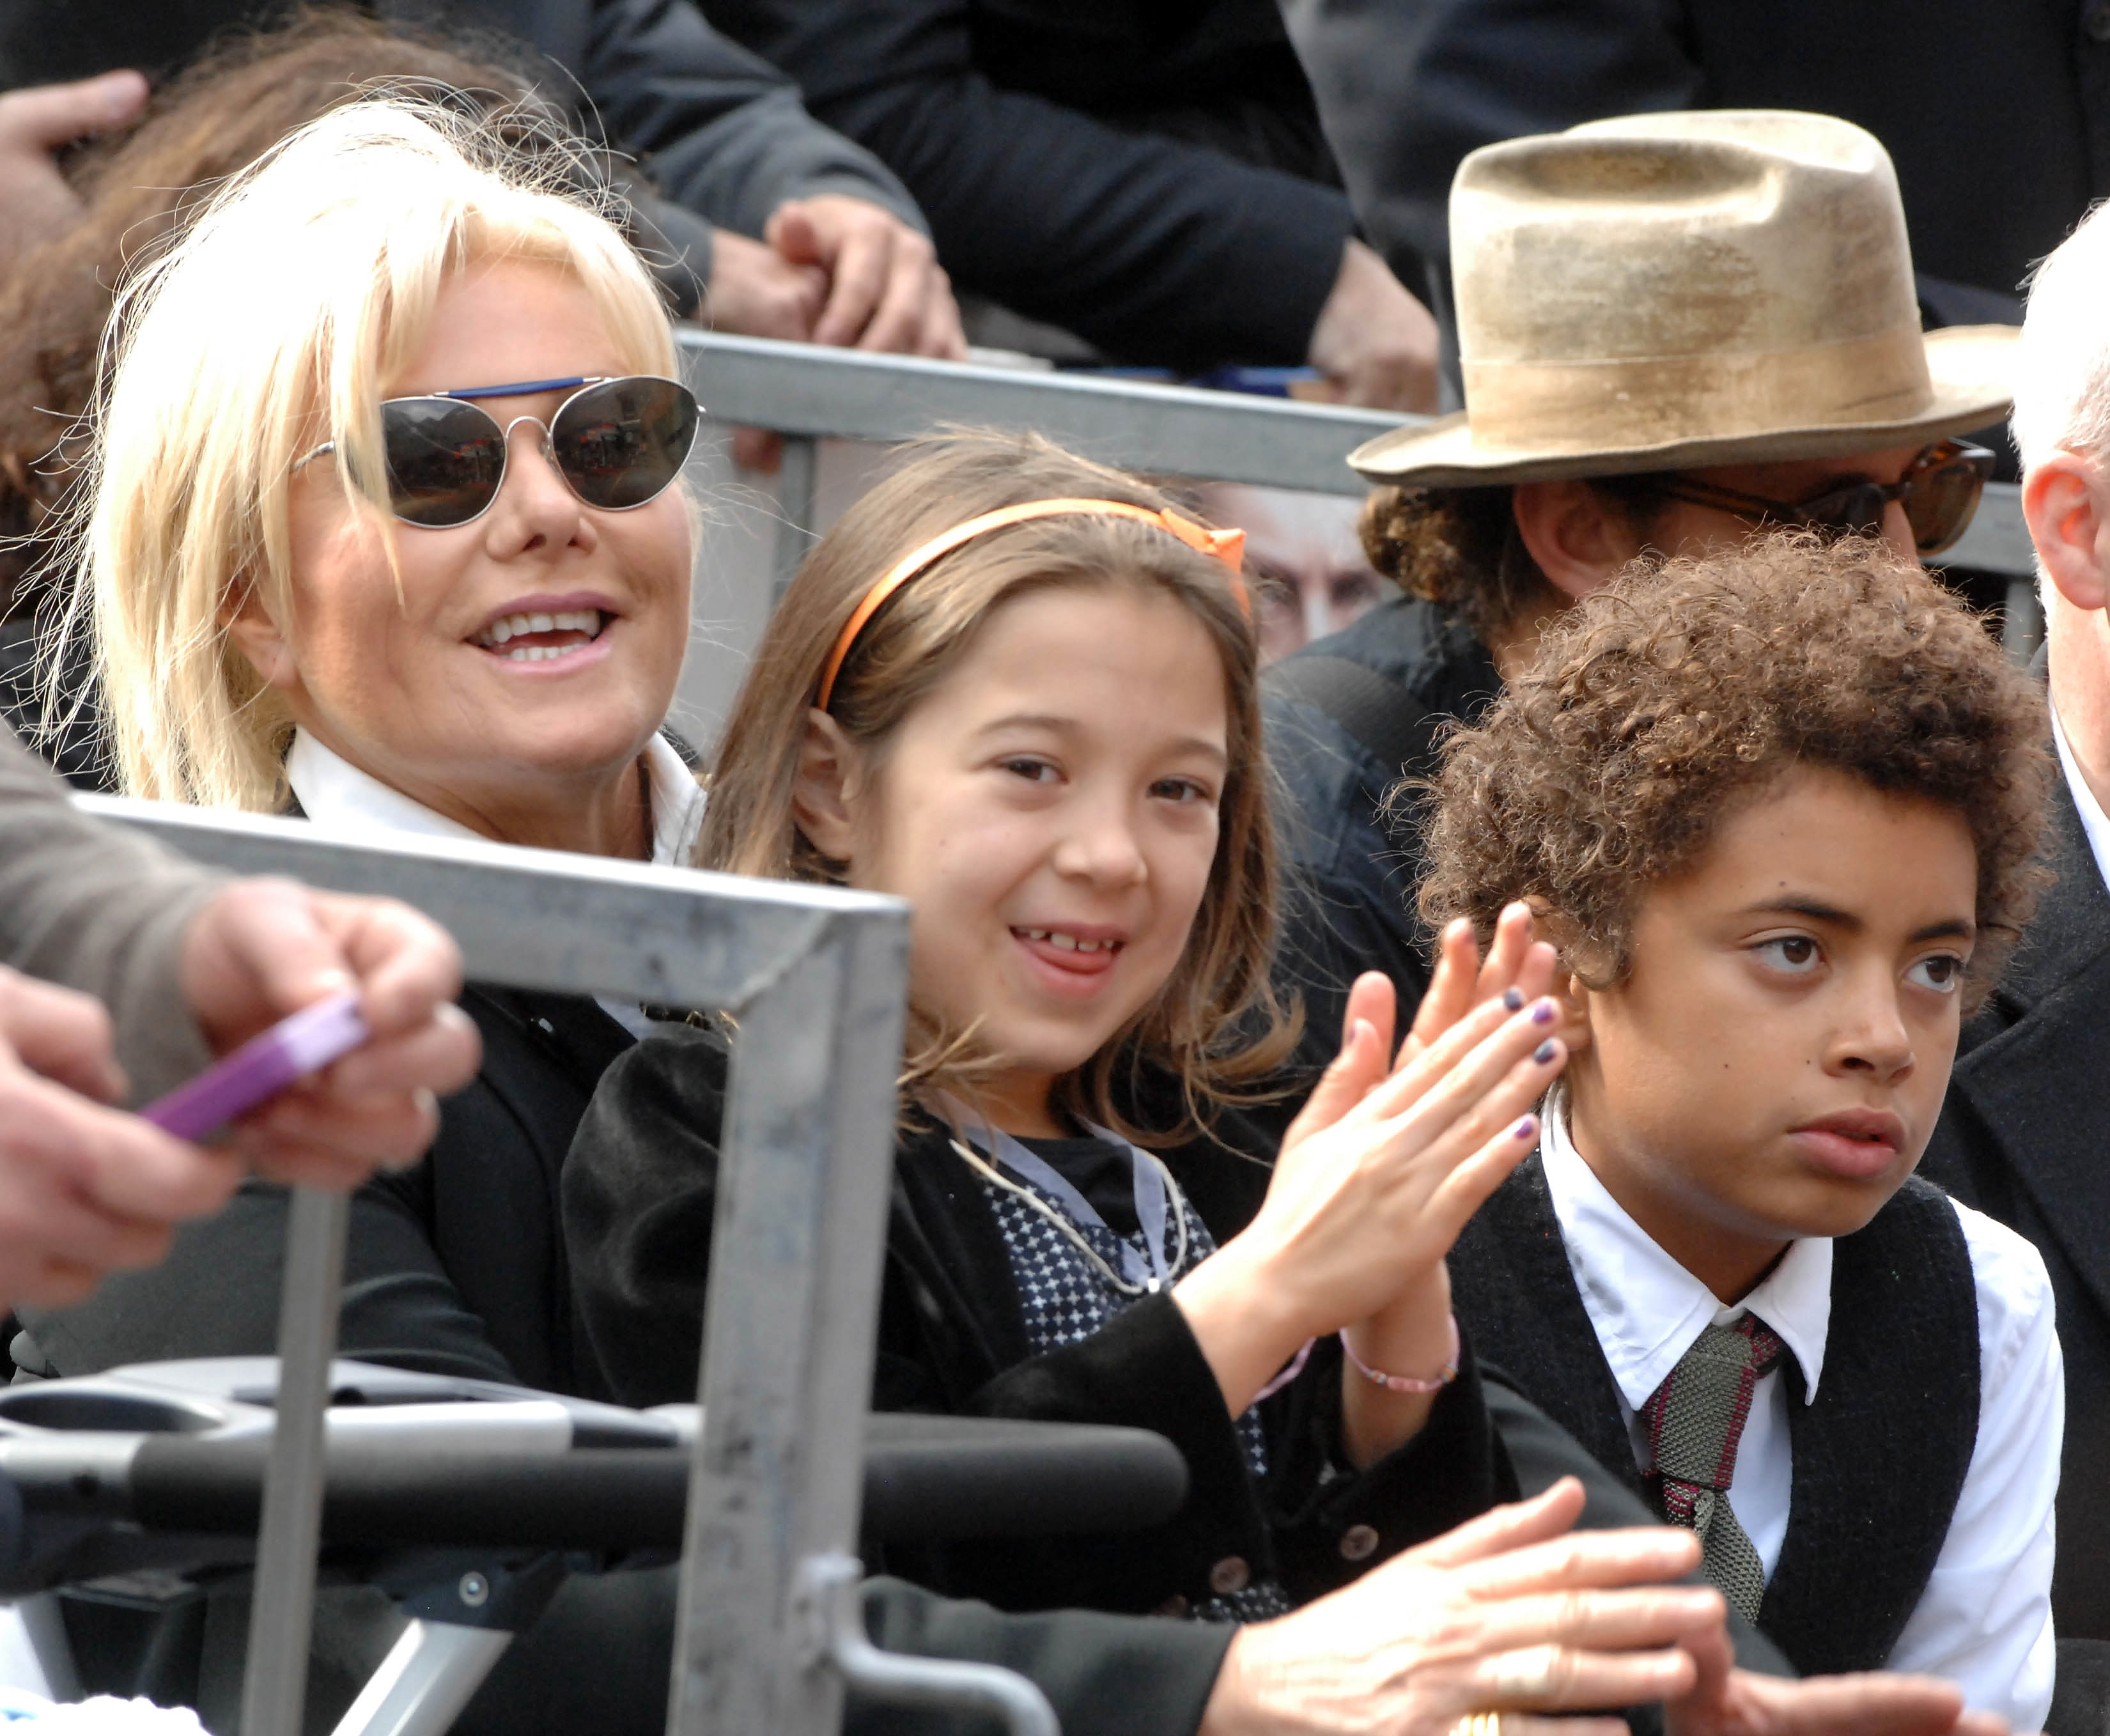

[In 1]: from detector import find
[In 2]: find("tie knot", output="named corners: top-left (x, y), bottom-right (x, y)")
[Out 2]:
top-left (1641, 1315), bottom-right (1787, 1492)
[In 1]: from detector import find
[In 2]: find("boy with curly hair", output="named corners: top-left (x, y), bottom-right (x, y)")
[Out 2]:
top-left (1425, 534), bottom-right (2061, 1730)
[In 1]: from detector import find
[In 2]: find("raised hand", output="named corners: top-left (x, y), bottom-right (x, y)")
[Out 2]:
top-left (1174, 954), bottom-right (1566, 1415)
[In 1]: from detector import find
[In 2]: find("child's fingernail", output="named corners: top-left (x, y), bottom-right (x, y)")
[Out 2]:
top-left (1532, 999), bottom-right (1557, 1025)
top-left (1501, 987), bottom-right (1524, 1011)
top-left (1513, 1114), bottom-right (1538, 1140)
top-left (1533, 1039), bottom-right (1558, 1064)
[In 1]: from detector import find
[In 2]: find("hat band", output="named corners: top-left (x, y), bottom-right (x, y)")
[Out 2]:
top-left (1460, 323), bottom-right (1933, 456)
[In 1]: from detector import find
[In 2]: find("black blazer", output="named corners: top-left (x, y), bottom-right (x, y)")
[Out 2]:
top-left (20, 985), bottom-right (633, 1395)
top-left (563, 1023), bottom-right (1514, 1616)
top-left (1921, 776), bottom-right (2110, 1641)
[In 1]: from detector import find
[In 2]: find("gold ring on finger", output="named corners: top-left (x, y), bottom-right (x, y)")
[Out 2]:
top-left (1489, 1644), bottom-right (1562, 1700)
top-left (1448, 1714), bottom-right (1501, 1736)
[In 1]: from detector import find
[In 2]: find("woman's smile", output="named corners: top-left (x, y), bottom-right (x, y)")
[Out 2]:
top-left (466, 589), bottom-right (620, 670)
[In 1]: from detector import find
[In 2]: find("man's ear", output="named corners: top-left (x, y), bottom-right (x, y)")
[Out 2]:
top-left (1510, 479), bottom-right (1638, 604)
top-left (791, 708), bottom-right (862, 864)
top-left (2023, 449), bottom-right (2110, 614)
top-left (221, 580), bottom-right (300, 692)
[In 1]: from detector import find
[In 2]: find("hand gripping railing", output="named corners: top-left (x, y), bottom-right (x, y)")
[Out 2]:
top-left (76, 796), bottom-right (938, 1736)
top-left (674, 329), bottom-right (2041, 649)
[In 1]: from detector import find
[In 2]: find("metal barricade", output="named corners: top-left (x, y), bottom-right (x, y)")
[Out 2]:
top-left (677, 330), bottom-right (1404, 596)
top-left (77, 796), bottom-right (914, 1736)
top-left (674, 329), bottom-right (2041, 651)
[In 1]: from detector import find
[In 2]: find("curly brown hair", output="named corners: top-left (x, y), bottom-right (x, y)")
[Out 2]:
top-left (1358, 475), bottom-right (1673, 643)
top-left (1418, 534), bottom-right (2054, 1011)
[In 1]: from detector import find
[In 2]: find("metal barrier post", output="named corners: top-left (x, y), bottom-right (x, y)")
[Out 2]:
top-left (773, 435), bottom-right (819, 604)
top-left (239, 1186), bottom-right (348, 1736)
top-left (669, 909), bottom-right (906, 1736)
top-left (82, 801), bottom-right (911, 1736)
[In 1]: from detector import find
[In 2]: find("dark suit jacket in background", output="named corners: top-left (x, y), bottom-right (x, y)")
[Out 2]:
top-left (1261, 594), bottom-right (1502, 1089)
top-left (702, 0), bottom-right (1356, 368)
top-left (1921, 774), bottom-right (2110, 1642)
top-left (1278, 0), bottom-right (2088, 339)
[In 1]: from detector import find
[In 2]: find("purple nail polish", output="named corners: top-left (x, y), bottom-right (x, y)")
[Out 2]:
top-left (1501, 987), bottom-right (1524, 1011)
top-left (1533, 1039), bottom-right (1558, 1064)
top-left (1513, 1115), bottom-right (1538, 1140)
top-left (1532, 1000), bottom-right (1557, 1025)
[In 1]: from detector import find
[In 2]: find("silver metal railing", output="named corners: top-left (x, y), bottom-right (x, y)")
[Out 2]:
top-left (674, 329), bottom-right (2040, 649)
top-left (77, 797), bottom-right (920, 1736)
top-left (676, 330), bottom-right (1405, 594)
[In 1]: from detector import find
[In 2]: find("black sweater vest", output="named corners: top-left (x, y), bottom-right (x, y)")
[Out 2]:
top-left (1450, 1156), bottom-right (1979, 1678)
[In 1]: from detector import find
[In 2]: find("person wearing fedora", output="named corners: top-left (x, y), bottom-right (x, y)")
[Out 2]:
top-left (1263, 110), bottom-right (2013, 1083)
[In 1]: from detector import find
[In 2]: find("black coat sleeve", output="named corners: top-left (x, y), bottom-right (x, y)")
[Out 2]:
top-left (705, 0), bottom-right (1351, 366)
top-left (574, 0), bottom-right (926, 240)
top-left (1276, 0), bottom-right (1700, 298)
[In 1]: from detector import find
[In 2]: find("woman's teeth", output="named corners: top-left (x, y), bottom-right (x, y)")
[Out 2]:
top-left (1016, 928), bottom-right (1122, 954)
top-left (476, 608), bottom-right (605, 658)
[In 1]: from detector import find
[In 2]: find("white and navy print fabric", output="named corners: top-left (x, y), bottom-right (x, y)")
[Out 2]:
top-left (977, 1158), bottom-right (1293, 1622)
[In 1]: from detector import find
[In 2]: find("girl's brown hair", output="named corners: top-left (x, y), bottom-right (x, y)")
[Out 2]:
top-left (699, 430), bottom-right (1298, 1141)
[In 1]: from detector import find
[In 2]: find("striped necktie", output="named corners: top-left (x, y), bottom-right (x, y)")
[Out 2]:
top-left (1640, 1315), bottom-right (1787, 1624)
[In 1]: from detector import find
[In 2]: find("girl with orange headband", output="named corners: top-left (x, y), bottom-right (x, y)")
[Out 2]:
top-left (562, 431), bottom-right (1571, 1621)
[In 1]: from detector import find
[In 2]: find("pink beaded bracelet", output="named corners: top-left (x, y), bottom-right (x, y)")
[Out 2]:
top-left (1339, 1315), bottom-right (1460, 1394)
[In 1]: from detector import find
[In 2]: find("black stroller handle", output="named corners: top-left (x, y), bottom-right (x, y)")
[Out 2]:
top-left (41, 1413), bottom-right (1188, 1549)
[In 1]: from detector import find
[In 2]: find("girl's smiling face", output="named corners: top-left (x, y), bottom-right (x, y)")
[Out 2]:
top-left (795, 581), bottom-right (1230, 1135)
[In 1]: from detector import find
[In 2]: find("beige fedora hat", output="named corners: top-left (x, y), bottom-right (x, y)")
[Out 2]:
top-left (1350, 110), bottom-right (2016, 488)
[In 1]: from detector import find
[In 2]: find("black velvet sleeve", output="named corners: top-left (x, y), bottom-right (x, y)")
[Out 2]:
top-left (568, 1028), bottom-right (1517, 1616)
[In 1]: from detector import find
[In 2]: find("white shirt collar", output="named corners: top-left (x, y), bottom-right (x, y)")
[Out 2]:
top-left (286, 728), bottom-right (706, 868)
top-left (2051, 702), bottom-right (2110, 895)
top-left (1539, 1090), bottom-right (1833, 1406)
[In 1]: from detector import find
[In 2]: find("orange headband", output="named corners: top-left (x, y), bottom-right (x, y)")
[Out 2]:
top-left (815, 498), bottom-right (1250, 710)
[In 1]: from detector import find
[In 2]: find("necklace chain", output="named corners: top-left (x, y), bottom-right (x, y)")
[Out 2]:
top-left (949, 1135), bottom-right (1192, 1297)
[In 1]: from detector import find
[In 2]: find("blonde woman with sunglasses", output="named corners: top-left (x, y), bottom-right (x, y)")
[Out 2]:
top-left (24, 96), bottom-right (704, 1397)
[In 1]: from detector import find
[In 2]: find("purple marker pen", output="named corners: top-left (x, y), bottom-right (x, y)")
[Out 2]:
top-left (141, 991), bottom-right (371, 1143)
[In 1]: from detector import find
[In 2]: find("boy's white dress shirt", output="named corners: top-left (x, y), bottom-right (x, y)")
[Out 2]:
top-left (286, 727), bottom-right (707, 1035)
top-left (1539, 1100), bottom-right (2060, 1730)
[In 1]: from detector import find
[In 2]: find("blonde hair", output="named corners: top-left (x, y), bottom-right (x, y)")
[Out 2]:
top-left (71, 93), bottom-right (677, 809)
top-left (700, 431), bottom-right (1298, 1143)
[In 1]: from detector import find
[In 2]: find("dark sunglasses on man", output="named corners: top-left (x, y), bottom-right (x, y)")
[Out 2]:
top-left (1652, 439), bottom-right (1995, 556)
top-left (293, 374), bottom-right (701, 529)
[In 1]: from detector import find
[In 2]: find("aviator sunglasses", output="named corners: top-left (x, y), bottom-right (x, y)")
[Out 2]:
top-left (294, 374), bottom-right (701, 529)
top-left (1651, 438), bottom-right (1996, 556)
